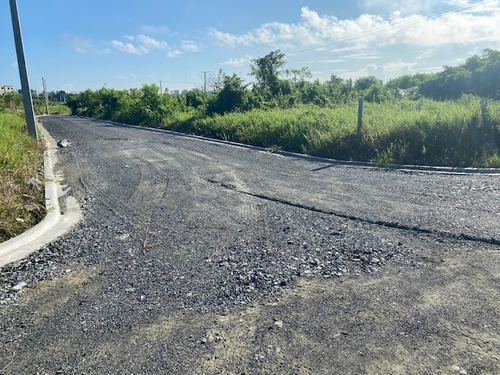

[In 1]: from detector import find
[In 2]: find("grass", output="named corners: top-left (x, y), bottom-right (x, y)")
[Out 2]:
top-left (167, 97), bottom-right (500, 168)
top-left (33, 101), bottom-right (71, 115)
top-left (328, 97), bottom-right (500, 167)
top-left (67, 87), bottom-right (500, 168)
top-left (0, 112), bottom-right (45, 243)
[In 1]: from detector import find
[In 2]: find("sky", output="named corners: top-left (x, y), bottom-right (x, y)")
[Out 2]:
top-left (1, 0), bottom-right (500, 93)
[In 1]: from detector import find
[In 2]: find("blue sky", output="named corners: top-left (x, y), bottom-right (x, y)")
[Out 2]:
top-left (1, 0), bottom-right (500, 93)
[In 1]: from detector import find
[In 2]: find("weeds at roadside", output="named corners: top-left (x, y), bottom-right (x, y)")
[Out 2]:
top-left (0, 112), bottom-right (45, 242)
top-left (67, 86), bottom-right (500, 168)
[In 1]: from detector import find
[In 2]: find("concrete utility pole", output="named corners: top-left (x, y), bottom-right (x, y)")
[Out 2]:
top-left (201, 71), bottom-right (209, 94)
top-left (9, 0), bottom-right (37, 138)
top-left (42, 77), bottom-right (49, 115)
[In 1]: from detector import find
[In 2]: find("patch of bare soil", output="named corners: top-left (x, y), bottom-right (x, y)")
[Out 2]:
top-left (5, 240), bottom-right (496, 375)
top-left (190, 244), bottom-right (499, 374)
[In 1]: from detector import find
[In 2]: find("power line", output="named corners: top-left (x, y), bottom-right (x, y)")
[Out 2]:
top-left (284, 0), bottom-right (497, 54)
top-left (195, 1), bottom-right (497, 85)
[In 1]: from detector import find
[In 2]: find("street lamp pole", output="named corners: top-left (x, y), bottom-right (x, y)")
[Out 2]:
top-left (9, 0), bottom-right (37, 138)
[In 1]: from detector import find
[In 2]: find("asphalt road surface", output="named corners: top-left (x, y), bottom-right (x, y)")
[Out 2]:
top-left (1, 116), bottom-right (499, 374)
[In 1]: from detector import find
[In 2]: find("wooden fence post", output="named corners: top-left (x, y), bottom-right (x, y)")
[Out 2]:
top-left (357, 97), bottom-right (364, 136)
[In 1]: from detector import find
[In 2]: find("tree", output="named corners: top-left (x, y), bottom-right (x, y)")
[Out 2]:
top-left (324, 75), bottom-right (345, 104)
top-left (207, 73), bottom-right (248, 114)
top-left (354, 76), bottom-right (388, 103)
top-left (285, 67), bottom-right (312, 83)
top-left (341, 79), bottom-right (355, 104)
top-left (354, 76), bottom-right (381, 92)
top-left (416, 49), bottom-right (500, 99)
top-left (186, 89), bottom-right (206, 108)
top-left (0, 92), bottom-right (22, 111)
top-left (477, 49), bottom-right (500, 98)
top-left (418, 66), bottom-right (472, 99)
top-left (250, 50), bottom-right (287, 99)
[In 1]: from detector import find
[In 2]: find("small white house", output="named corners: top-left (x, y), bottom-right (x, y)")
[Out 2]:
top-left (0, 85), bottom-right (14, 96)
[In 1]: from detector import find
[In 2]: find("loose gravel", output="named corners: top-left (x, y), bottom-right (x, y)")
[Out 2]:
top-left (1, 116), bottom-right (498, 374)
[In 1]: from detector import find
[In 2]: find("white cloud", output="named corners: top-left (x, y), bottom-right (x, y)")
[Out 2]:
top-left (59, 34), bottom-right (92, 53)
top-left (140, 25), bottom-right (171, 34)
top-left (416, 65), bottom-right (447, 73)
top-left (381, 59), bottom-right (418, 77)
top-left (164, 42), bottom-right (201, 58)
top-left (181, 40), bottom-right (202, 53)
top-left (167, 50), bottom-right (182, 58)
top-left (339, 63), bottom-right (381, 81)
top-left (342, 53), bottom-right (383, 60)
top-left (448, 0), bottom-right (500, 13)
top-left (117, 73), bottom-right (137, 80)
top-left (330, 46), bottom-right (364, 53)
top-left (133, 35), bottom-right (167, 49)
top-left (209, 4), bottom-right (500, 51)
top-left (415, 49), bottom-right (435, 61)
top-left (110, 35), bottom-right (168, 55)
top-left (337, 59), bottom-right (420, 81)
top-left (388, 11), bottom-right (500, 46)
top-left (221, 55), bottom-right (253, 67)
top-left (111, 40), bottom-right (145, 55)
top-left (315, 59), bottom-right (345, 64)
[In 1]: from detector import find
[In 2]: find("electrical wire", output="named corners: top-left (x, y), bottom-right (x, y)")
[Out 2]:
top-left (285, 0), bottom-right (498, 53)
top-left (205, 0), bottom-right (499, 82)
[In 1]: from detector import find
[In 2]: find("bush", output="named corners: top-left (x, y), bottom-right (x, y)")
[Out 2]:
top-left (65, 86), bottom-right (500, 167)
top-left (0, 112), bottom-right (44, 242)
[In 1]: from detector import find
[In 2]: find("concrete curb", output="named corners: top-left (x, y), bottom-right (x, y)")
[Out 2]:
top-left (0, 121), bottom-right (82, 269)
top-left (88, 116), bottom-right (500, 175)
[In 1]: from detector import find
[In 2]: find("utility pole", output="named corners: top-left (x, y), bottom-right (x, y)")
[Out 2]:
top-left (42, 77), bottom-right (49, 115)
top-left (9, 0), bottom-right (37, 138)
top-left (159, 80), bottom-right (163, 94)
top-left (202, 71), bottom-right (208, 94)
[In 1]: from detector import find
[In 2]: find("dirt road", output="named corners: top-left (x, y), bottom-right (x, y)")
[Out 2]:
top-left (1, 116), bottom-right (499, 374)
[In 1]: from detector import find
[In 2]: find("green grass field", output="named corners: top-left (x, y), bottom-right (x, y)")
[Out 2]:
top-left (33, 101), bottom-right (71, 115)
top-left (0, 112), bottom-right (45, 242)
top-left (67, 85), bottom-right (500, 168)
top-left (169, 97), bottom-right (500, 167)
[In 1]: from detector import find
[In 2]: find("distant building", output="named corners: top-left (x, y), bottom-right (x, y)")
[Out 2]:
top-left (172, 89), bottom-right (189, 96)
top-left (0, 85), bottom-right (14, 96)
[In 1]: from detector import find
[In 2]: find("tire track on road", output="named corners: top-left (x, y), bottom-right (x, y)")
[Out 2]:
top-left (207, 179), bottom-right (500, 247)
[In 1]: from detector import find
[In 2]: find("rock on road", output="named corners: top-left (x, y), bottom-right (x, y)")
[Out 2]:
top-left (1, 115), bottom-right (499, 374)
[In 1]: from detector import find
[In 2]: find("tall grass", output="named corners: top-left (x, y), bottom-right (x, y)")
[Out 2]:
top-left (68, 87), bottom-right (500, 167)
top-left (0, 112), bottom-right (45, 242)
top-left (307, 97), bottom-right (500, 167)
top-left (172, 97), bottom-right (500, 167)
top-left (33, 101), bottom-right (71, 115)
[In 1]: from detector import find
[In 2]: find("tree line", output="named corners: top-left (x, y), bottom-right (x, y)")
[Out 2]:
top-left (65, 48), bottom-right (500, 124)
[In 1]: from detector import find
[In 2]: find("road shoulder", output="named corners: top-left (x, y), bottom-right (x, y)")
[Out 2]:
top-left (0, 122), bottom-right (81, 269)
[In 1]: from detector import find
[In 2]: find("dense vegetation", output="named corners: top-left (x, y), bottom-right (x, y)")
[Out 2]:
top-left (0, 90), bottom-right (69, 242)
top-left (0, 90), bottom-right (71, 116)
top-left (0, 110), bottom-right (45, 242)
top-left (67, 49), bottom-right (500, 167)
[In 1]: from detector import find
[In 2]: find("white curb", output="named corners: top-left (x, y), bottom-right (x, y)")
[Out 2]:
top-left (0, 121), bottom-right (82, 269)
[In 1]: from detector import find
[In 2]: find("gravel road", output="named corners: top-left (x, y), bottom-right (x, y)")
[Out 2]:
top-left (1, 116), bottom-right (499, 374)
